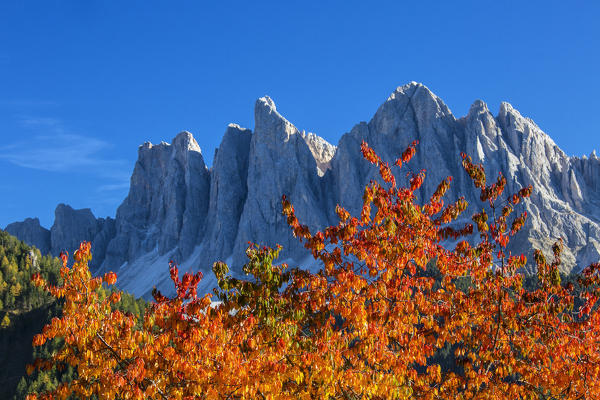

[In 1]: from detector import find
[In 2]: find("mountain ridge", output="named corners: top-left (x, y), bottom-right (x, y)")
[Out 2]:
top-left (6, 82), bottom-right (600, 297)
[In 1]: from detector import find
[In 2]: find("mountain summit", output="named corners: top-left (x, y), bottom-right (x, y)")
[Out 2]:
top-left (6, 82), bottom-right (600, 297)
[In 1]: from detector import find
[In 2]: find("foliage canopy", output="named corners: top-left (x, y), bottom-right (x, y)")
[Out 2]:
top-left (27, 142), bottom-right (600, 399)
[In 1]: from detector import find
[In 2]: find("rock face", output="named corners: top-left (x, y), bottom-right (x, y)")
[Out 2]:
top-left (5, 218), bottom-right (50, 254)
top-left (201, 124), bottom-right (252, 265)
top-left (50, 204), bottom-right (115, 269)
top-left (301, 131), bottom-right (336, 176)
top-left (5, 206), bottom-right (115, 269)
top-left (230, 97), bottom-right (329, 266)
top-left (327, 82), bottom-right (460, 218)
top-left (102, 132), bottom-right (211, 273)
top-left (50, 204), bottom-right (99, 256)
top-left (6, 82), bottom-right (600, 297)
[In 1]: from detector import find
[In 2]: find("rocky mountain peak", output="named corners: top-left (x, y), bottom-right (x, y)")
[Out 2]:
top-left (4, 217), bottom-right (51, 254)
top-left (257, 95), bottom-right (277, 111)
top-left (254, 96), bottom-right (299, 144)
top-left (54, 203), bottom-right (93, 219)
top-left (496, 101), bottom-right (544, 139)
top-left (172, 130), bottom-right (202, 153)
top-left (371, 82), bottom-right (455, 141)
top-left (498, 101), bottom-right (518, 119)
top-left (228, 122), bottom-right (244, 130)
top-left (101, 130), bottom-right (211, 278)
top-left (230, 95), bottom-right (329, 267)
top-left (394, 82), bottom-right (451, 115)
top-left (468, 99), bottom-right (489, 115)
top-left (49, 204), bottom-right (114, 268)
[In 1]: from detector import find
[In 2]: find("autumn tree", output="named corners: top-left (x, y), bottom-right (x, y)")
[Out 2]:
top-left (27, 142), bottom-right (600, 399)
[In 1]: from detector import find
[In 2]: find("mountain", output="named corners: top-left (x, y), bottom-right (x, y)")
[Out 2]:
top-left (5, 82), bottom-right (600, 297)
top-left (4, 218), bottom-right (50, 255)
top-left (5, 206), bottom-right (115, 270)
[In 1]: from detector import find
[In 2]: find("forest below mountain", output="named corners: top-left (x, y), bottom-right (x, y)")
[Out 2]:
top-left (0, 230), bottom-right (146, 399)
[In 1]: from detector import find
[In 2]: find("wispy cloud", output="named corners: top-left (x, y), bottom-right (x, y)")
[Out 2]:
top-left (18, 116), bottom-right (63, 129)
top-left (1, 112), bottom-right (133, 221)
top-left (97, 182), bottom-right (131, 192)
top-left (0, 132), bottom-right (129, 177)
top-left (0, 99), bottom-right (59, 108)
top-left (0, 114), bottom-right (132, 188)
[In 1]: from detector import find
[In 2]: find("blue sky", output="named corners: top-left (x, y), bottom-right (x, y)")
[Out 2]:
top-left (1, 1), bottom-right (599, 228)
